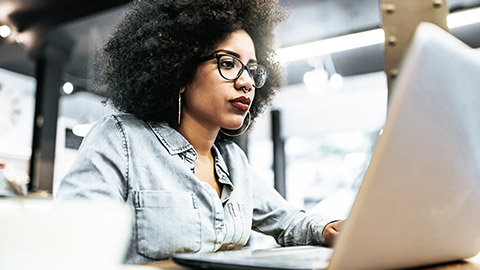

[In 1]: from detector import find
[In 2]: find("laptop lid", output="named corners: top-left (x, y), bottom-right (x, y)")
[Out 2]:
top-left (329, 22), bottom-right (480, 269)
top-left (173, 22), bottom-right (480, 270)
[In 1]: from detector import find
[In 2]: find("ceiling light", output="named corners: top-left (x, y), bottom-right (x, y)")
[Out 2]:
top-left (303, 69), bottom-right (329, 94)
top-left (62, 82), bottom-right (74, 94)
top-left (447, 7), bottom-right (480, 28)
top-left (329, 73), bottom-right (344, 89)
top-left (276, 7), bottom-right (480, 64)
top-left (276, 29), bottom-right (385, 63)
top-left (0, 25), bottom-right (11, 38)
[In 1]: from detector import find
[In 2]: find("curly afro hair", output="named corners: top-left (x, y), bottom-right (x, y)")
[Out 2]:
top-left (97, 0), bottom-right (287, 133)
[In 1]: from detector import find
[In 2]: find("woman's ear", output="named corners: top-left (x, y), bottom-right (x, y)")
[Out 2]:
top-left (180, 87), bottom-right (186, 94)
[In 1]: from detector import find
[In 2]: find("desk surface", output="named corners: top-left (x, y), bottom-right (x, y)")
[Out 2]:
top-left (144, 252), bottom-right (480, 270)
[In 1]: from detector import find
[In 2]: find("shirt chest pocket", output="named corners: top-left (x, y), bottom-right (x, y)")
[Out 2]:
top-left (133, 190), bottom-right (201, 259)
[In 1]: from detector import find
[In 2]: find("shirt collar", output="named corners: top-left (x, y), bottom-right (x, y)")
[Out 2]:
top-left (211, 144), bottom-right (231, 181)
top-left (212, 144), bottom-right (235, 190)
top-left (148, 121), bottom-right (235, 192)
top-left (147, 121), bottom-right (194, 155)
top-left (212, 144), bottom-right (235, 202)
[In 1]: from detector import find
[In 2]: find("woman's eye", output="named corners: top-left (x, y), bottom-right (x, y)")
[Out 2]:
top-left (220, 59), bottom-right (236, 69)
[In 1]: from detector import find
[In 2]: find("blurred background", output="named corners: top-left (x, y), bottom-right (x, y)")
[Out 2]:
top-left (1, 1), bottom-right (480, 245)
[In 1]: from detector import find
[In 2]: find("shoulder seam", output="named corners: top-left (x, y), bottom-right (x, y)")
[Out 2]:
top-left (111, 115), bottom-right (130, 201)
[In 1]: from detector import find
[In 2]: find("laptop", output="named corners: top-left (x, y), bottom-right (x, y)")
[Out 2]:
top-left (173, 22), bottom-right (480, 269)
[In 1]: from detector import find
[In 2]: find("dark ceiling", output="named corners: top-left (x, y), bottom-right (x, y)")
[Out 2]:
top-left (1, 0), bottom-right (480, 89)
top-left (0, 0), bottom-right (386, 85)
top-left (0, 0), bottom-right (129, 85)
top-left (8, 0), bottom-right (128, 33)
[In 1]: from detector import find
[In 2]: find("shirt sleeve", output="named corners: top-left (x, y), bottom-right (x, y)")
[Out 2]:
top-left (55, 115), bottom-right (128, 202)
top-left (249, 167), bottom-right (336, 246)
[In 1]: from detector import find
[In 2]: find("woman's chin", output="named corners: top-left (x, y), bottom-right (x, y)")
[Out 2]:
top-left (222, 124), bottom-right (243, 130)
top-left (220, 114), bottom-right (247, 130)
top-left (222, 120), bottom-right (244, 130)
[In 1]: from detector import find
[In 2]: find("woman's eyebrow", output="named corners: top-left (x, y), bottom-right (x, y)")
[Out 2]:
top-left (213, 49), bottom-right (240, 57)
top-left (214, 49), bottom-right (258, 64)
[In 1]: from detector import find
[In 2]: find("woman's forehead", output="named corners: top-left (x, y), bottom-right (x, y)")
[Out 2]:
top-left (214, 30), bottom-right (257, 61)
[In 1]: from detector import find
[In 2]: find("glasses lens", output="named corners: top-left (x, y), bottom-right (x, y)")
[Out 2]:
top-left (217, 54), bottom-right (269, 88)
top-left (248, 65), bottom-right (269, 88)
top-left (218, 55), bottom-right (242, 80)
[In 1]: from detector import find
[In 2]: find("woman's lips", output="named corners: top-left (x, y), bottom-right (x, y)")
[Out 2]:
top-left (230, 96), bottom-right (251, 112)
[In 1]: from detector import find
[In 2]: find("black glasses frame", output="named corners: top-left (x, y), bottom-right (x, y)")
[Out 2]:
top-left (198, 53), bottom-right (269, 88)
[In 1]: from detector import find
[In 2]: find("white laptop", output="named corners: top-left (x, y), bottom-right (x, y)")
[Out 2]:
top-left (172, 22), bottom-right (480, 269)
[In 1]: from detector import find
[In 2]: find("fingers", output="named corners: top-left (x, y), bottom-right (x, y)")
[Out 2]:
top-left (322, 220), bottom-right (344, 247)
top-left (331, 220), bottom-right (344, 232)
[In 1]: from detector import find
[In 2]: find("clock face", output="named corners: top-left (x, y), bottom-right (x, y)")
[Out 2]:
top-left (0, 83), bottom-right (22, 135)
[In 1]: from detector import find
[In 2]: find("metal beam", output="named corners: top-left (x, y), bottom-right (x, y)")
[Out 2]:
top-left (380, 0), bottom-right (449, 95)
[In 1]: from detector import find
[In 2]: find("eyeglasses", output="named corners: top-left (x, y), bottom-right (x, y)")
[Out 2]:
top-left (198, 53), bottom-right (269, 88)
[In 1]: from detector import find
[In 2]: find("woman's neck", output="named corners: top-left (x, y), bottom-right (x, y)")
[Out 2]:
top-left (175, 117), bottom-right (218, 158)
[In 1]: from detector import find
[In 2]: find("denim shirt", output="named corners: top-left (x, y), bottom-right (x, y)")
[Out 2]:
top-left (55, 114), bottom-right (334, 264)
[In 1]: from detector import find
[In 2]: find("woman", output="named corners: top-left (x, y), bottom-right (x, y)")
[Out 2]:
top-left (56, 0), bottom-right (342, 264)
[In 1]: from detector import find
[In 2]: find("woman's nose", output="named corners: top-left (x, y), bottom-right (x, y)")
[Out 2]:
top-left (235, 68), bottom-right (254, 91)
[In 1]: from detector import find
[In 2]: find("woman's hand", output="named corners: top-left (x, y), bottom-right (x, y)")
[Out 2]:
top-left (322, 220), bottom-right (344, 247)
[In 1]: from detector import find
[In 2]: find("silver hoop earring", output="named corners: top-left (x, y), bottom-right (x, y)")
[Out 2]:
top-left (178, 93), bottom-right (182, 125)
top-left (220, 111), bottom-right (251, 137)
